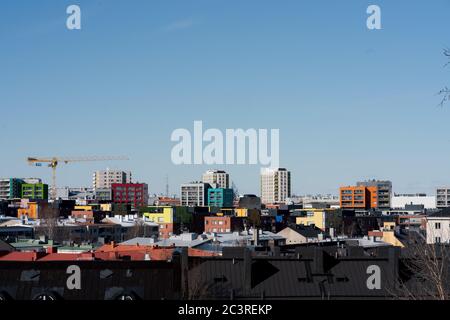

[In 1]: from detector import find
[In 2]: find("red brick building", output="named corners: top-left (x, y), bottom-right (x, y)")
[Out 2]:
top-left (204, 216), bottom-right (242, 233)
top-left (112, 183), bottom-right (149, 209)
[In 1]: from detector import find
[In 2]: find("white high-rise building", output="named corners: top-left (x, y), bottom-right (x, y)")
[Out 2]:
top-left (92, 169), bottom-right (131, 190)
top-left (260, 168), bottom-right (291, 204)
top-left (180, 182), bottom-right (211, 207)
top-left (202, 170), bottom-right (230, 189)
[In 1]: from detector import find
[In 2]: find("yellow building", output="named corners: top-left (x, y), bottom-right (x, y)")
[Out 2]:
top-left (368, 222), bottom-right (404, 248)
top-left (100, 203), bottom-right (112, 212)
top-left (235, 208), bottom-right (248, 217)
top-left (383, 222), bottom-right (396, 231)
top-left (143, 206), bottom-right (175, 224)
top-left (295, 209), bottom-right (330, 230)
top-left (74, 205), bottom-right (93, 211)
top-left (218, 208), bottom-right (234, 216)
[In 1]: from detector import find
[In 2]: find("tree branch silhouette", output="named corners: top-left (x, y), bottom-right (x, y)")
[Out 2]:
top-left (438, 48), bottom-right (450, 107)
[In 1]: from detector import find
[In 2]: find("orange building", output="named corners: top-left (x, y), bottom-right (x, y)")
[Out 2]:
top-left (158, 223), bottom-right (176, 239)
top-left (340, 186), bottom-right (378, 209)
top-left (17, 202), bottom-right (39, 219)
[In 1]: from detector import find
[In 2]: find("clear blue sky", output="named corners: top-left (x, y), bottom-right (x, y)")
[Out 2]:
top-left (1, 0), bottom-right (450, 196)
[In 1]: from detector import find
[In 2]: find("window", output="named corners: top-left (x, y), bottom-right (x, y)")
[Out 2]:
top-left (435, 237), bottom-right (442, 243)
top-left (435, 223), bottom-right (441, 230)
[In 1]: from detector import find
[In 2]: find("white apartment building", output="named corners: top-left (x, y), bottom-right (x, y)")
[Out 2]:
top-left (202, 170), bottom-right (229, 189)
top-left (436, 188), bottom-right (450, 208)
top-left (426, 214), bottom-right (450, 244)
top-left (260, 168), bottom-right (291, 204)
top-left (391, 194), bottom-right (436, 210)
top-left (92, 169), bottom-right (131, 190)
top-left (180, 182), bottom-right (211, 207)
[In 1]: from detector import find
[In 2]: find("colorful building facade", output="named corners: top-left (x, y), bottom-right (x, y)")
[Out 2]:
top-left (340, 186), bottom-right (378, 210)
top-left (207, 188), bottom-right (234, 208)
top-left (112, 183), bottom-right (148, 209)
top-left (21, 183), bottom-right (48, 200)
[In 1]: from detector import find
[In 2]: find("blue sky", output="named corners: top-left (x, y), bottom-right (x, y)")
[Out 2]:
top-left (1, 0), bottom-right (450, 196)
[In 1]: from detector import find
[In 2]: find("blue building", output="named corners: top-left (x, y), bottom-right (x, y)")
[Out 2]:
top-left (207, 188), bottom-right (234, 208)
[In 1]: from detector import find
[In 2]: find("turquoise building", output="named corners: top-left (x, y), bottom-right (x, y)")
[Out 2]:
top-left (207, 188), bottom-right (234, 208)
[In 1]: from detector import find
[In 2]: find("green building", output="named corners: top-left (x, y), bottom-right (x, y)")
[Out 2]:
top-left (21, 183), bottom-right (49, 200)
top-left (208, 188), bottom-right (234, 208)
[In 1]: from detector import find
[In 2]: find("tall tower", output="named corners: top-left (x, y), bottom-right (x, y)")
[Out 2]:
top-left (202, 170), bottom-right (230, 189)
top-left (92, 169), bottom-right (131, 190)
top-left (260, 168), bottom-right (291, 204)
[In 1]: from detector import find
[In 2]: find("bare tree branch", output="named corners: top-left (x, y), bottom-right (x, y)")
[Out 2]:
top-left (391, 229), bottom-right (450, 300)
top-left (439, 48), bottom-right (450, 107)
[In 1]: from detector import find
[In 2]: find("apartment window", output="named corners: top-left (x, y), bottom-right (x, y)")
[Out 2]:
top-left (435, 237), bottom-right (442, 243)
top-left (435, 223), bottom-right (441, 230)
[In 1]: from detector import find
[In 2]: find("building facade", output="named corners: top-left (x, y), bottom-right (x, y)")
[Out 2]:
top-left (207, 188), bottom-right (234, 208)
top-left (426, 214), bottom-right (450, 244)
top-left (357, 180), bottom-right (392, 209)
top-left (21, 183), bottom-right (48, 200)
top-left (180, 182), bottom-right (210, 207)
top-left (0, 178), bottom-right (24, 199)
top-left (238, 194), bottom-right (262, 209)
top-left (93, 169), bottom-right (131, 190)
top-left (112, 183), bottom-right (149, 209)
top-left (391, 194), bottom-right (436, 209)
top-left (294, 209), bottom-right (330, 231)
top-left (436, 188), bottom-right (450, 208)
top-left (204, 216), bottom-right (241, 233)
top-left (202, 170), bottom-right (230, 189)
top-left (94, 188), bottom-right (112, 201)
top-left (260, 168), bottom-right (291, 204)
top-left (143, 206), bottom-right (191, 239)
top-left (340, 186), bottom-right (378, 210)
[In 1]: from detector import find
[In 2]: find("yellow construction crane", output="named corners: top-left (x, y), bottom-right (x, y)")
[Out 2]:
top-left (27, 156), bottom-right (129, 199)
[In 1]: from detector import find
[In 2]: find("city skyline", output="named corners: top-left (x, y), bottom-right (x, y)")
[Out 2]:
top-left (1, 0), bottom-right (450, 195)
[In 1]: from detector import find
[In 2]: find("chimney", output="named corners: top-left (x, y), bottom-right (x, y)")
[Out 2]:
top-left (314, 247), bottom-right (324, 274)
top-left (253, 228), bottom-right (259, 246)
top-left (318, 233), bottom-right (324, 242)
top-left (243, 248), bottom-right (252, 293)
top-left (329, 228), bottom-right (335, 238)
